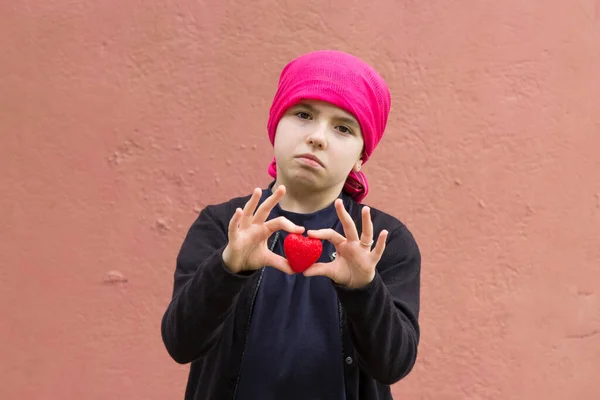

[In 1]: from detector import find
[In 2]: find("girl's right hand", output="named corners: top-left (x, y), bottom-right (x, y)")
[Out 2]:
top-left (222, 185), bottom-right (304, 275)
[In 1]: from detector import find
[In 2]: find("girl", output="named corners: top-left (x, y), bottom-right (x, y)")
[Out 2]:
top-left (161, 50), bottom-right (421, 400)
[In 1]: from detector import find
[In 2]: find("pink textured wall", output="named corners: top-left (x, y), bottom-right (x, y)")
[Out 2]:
top-left (1, 1), bottom-right (599, 399)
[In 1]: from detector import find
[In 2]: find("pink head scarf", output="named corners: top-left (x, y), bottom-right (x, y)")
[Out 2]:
top-left (266, 50), bottom-right (391, 203)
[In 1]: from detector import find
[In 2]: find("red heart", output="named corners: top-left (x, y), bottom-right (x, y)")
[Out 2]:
top-left (283, 233), bottom-right (323, 273)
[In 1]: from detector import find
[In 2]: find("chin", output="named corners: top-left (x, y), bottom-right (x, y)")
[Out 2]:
top-left (286, 172), bottom-right (322, 190)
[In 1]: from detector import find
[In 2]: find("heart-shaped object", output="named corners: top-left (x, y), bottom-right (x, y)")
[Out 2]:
top-left (283, 233), bottom-right (323, 273)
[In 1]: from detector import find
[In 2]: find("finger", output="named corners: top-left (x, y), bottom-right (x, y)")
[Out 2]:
top-left (307, 228), bottom-right (346, 246)
top-left (335, 199), bottom-right (359, 241)
top-left (254, 185), bottom-right (285, 222)
top-left (264, 216), bottom-right (305, 234)
top-left (264, 253), bottom-right (295, 275)
top-left (372, 230), bottom-right (389, 260)
top-left (228, 208), bottom-right (243, 241)
top-left (360, 206), bottom-right (374, 245)
top-left (302, 262), bottom-right (335, 279)
top-left (241, 188), bottom-right (262, 229)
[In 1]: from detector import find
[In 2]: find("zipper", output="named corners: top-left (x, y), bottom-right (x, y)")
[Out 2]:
top-left (338, 300), bottom-right (345, 355)
top-left (332, 251), bottom-right (346, 363)
top-left (232, 231), bottom-right (280, 398)
top-left (336, 249), bottom-right (350, 397)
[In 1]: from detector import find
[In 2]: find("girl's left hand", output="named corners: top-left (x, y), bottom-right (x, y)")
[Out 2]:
top-left (303, 199), bottom-right (388, 289)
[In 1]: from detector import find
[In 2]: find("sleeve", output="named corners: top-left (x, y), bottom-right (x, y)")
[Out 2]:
top-left (334, 224), bottom-right (421, 384)
top-left (160, 205), bottom-right (255, 364)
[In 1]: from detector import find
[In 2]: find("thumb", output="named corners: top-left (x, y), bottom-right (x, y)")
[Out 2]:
top-left (302, 262), bottom-right (334, 279)
top-left (264, 252), bottom-right (295, 275)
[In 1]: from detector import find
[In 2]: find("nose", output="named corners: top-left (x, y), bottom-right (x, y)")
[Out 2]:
top-left (306, 122), bottom-right (327, 150)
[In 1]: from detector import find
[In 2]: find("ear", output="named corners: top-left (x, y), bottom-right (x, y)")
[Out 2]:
top-left (353, 159), bottom-right (363, 172)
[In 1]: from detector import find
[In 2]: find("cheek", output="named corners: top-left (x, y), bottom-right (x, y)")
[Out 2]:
top-left (273, 130), bottom-right (294, 159)
top-left (273, 135), bottom-right (284, 158)
top-left (274, 118), bottom-right (302, 151)
top-left (332, 136), bottom-right (363, 160)
top-left (273, 120), bottom-right (286, 147)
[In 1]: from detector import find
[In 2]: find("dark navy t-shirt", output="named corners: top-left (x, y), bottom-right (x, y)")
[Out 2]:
top-left (235, 190), bottom-right (346, 400)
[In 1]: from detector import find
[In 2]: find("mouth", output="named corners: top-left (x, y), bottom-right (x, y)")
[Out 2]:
top-left (295, 153), bottom-right (324, 168)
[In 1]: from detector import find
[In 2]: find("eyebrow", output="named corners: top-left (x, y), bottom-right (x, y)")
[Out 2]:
top-left (295, 102), bottom-right (360, 128)
top-left (337, 116), bottom-right (360, 128)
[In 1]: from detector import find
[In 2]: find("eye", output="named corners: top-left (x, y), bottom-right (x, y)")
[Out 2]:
top-left (336, 125), bottom-right (353, 135)
top-left (295, 111), bottom-right (312, 120)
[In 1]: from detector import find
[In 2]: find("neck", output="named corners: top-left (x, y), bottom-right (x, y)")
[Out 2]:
top-left (273, 179), bottom-right (344, 214)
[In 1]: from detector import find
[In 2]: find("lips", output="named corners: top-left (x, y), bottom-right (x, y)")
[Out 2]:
top-left (296, 153), bottom-right (324, 167)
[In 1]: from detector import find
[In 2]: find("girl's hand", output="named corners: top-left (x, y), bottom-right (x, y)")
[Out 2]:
top-left (222, 185), bottom-right (305, 275)
top-left (303, 199), bottom-right (388, 289)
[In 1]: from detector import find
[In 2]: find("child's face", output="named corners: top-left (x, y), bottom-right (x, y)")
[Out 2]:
top-left (273, 99), bottom-right (364, 193)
